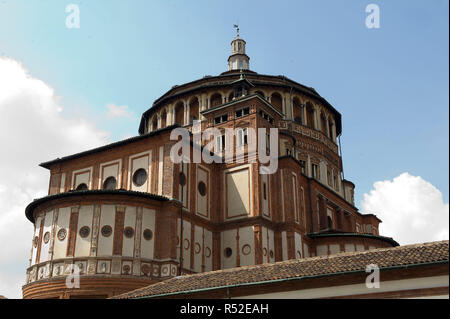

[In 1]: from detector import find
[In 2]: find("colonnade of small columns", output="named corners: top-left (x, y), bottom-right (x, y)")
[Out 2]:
top-left (146, 89), bottom-right (338, 144)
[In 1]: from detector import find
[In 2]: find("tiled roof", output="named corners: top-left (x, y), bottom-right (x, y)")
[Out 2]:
top-left (114, 240), bottom-right (449, 299)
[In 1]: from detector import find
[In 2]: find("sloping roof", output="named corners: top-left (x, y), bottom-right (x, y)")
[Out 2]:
top-left (25, 190), bottom-right (171, 223)
top-left (40, 125), bottom-right (180, 169)
top-left (114, 240), bottom-right (449, 299)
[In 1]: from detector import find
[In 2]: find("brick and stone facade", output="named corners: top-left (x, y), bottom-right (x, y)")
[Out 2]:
top-left (22, 32), bottom-right (398, 299)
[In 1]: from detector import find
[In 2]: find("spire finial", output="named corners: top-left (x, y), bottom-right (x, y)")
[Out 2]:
top-left (233, 24), bottom-right (240, 37)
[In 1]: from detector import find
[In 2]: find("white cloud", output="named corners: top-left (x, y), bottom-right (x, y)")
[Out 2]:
top-left (0, 57), bottom-right (109, 298)
top-left (361, 172), bottom-right (449, 245)
top-left (105, 103), bottom-right (132, 118)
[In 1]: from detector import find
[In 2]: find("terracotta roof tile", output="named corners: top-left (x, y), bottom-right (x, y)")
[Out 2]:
top-left (113, 240), bottom-right (449, 299)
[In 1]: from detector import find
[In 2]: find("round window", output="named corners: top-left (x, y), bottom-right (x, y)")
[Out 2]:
top-left (179, 172), bottom-right (186, 186)
top-left (43, 232), bottom-right (50, 244)
top-left (76, 183), bottom-right (88, 191)
top-left (132, 169), bottom-right (148, 187)
top-left (198, 181), bottom-right (207, 196)
top-left (143, 229), bottom-right (153, 241)
top-left (103, 176), bottom-right (117, 190)
top-left (124, 227), bottom-right (134, 238)
top-left (79, 226), bottom-right (90, 238)
top-left (101, 225), bottom-right (112, 237)
top-left (224, 247), bottom-right (232, 258)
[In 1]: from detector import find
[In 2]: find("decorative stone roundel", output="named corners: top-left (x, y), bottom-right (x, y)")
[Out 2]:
top-left (124, 227), bottom-right (134, 238)
top-left (43, 232), bottom-right (50, 244)
top-left (184, 238), bottom-right (190, 250)
top-left (57, 229), bottom-right (67, 241)
top-left (122, 265), bottom-right (131, 275)
top-left (198, 181), bottom-right (207, 196)
top-left (143, 229), bottom-right (153, 241)
top-left (101, 225), bottom-right (112, 237)
top-left (132, 168), bottom-right (147, 187)
top-left (79, 226), bottom-right (90, 238)
top-left (205, 247), bottom-right (211, 258)
top-left (242, 244), bottom-right (251, 256)
top-left (141, 264), bottom-right (151, 275)
top-left (194, 243), bottom-right (201, 254)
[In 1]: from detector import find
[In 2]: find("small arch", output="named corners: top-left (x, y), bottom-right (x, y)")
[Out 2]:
top-left (320, 112), bottom-right (328, 135)
top-left (270, 92), bottom-right (283, 113)
top-left (210, 93), bottom-right (222, 108)
top-left (327, 216), bottom-right (333, 229)
top-left (292, 97), bottom-right (303, 124)
top-left (305, 102), bottom-right (315, 129)
top-left (160, 108), bottom-right (167, 128)
top-left (151, 115), bottom-right (158, 131)
top-left (174, 101), bottom-right (184, 126)
top-left (188, 97), bottom-right (199, 124)
top-left (254, 90), bottom-right (265, 99)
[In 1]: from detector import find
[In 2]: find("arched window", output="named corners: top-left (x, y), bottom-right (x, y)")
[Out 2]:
top-left (327, 216), bottom-right (333, 229)
top-left (174, 101), bottom-right (184, 126)
top-left (293, 97), bottom-right (303, 124)
top-left (306, 102), bottom-right (315, 129)
top-left (271, 92), bottom-right (283, 113)
top-left (76, 183), bottom-right (88, 191)
top-left (189, 97), bottom-right (199, 124)
top-left (103, 176), bottom-right (117, 190)
top-left (152, 116), bottom-right (157, 131)
top-left (321, 114), bottom-right (327, 135)
top-left (210, 93), bottom-right (222, 107)
top-left (160, 109), bottom-right (167, 128)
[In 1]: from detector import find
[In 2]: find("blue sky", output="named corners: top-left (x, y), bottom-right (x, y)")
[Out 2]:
top-left (0, 0), bottom-right (448, 205)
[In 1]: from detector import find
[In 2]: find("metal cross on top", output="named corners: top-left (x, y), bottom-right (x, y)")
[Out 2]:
top-left (233, 24), bottom-right (240, 37)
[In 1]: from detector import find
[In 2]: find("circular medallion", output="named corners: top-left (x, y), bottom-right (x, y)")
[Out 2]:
top-left (122, 265), bottom-right (131, 275)
top-left (124, 227), bottom-right (134, 238)
top-left (205, 247), bottom-right (211, 258)
top-left (242, 244), bottom-right (251, 256)
top-left (141, 264), bottom-right (151, 275)
top-left (43, 232), bottom-right (50, 244)
top-left (101, 225), bottom-right (112, 237)
top-left (143, 229), bottom-right (153, 241)
top-left (184, 238), bottom-right (190, 250)
top-left (79, 226), bottom-right (90, 238)
top-left (263, 247), bottom-right (267, 256)
top-left (57, 229), bottom-right (66, 241)
top-left (194, 243), bottom-right (201, 254)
